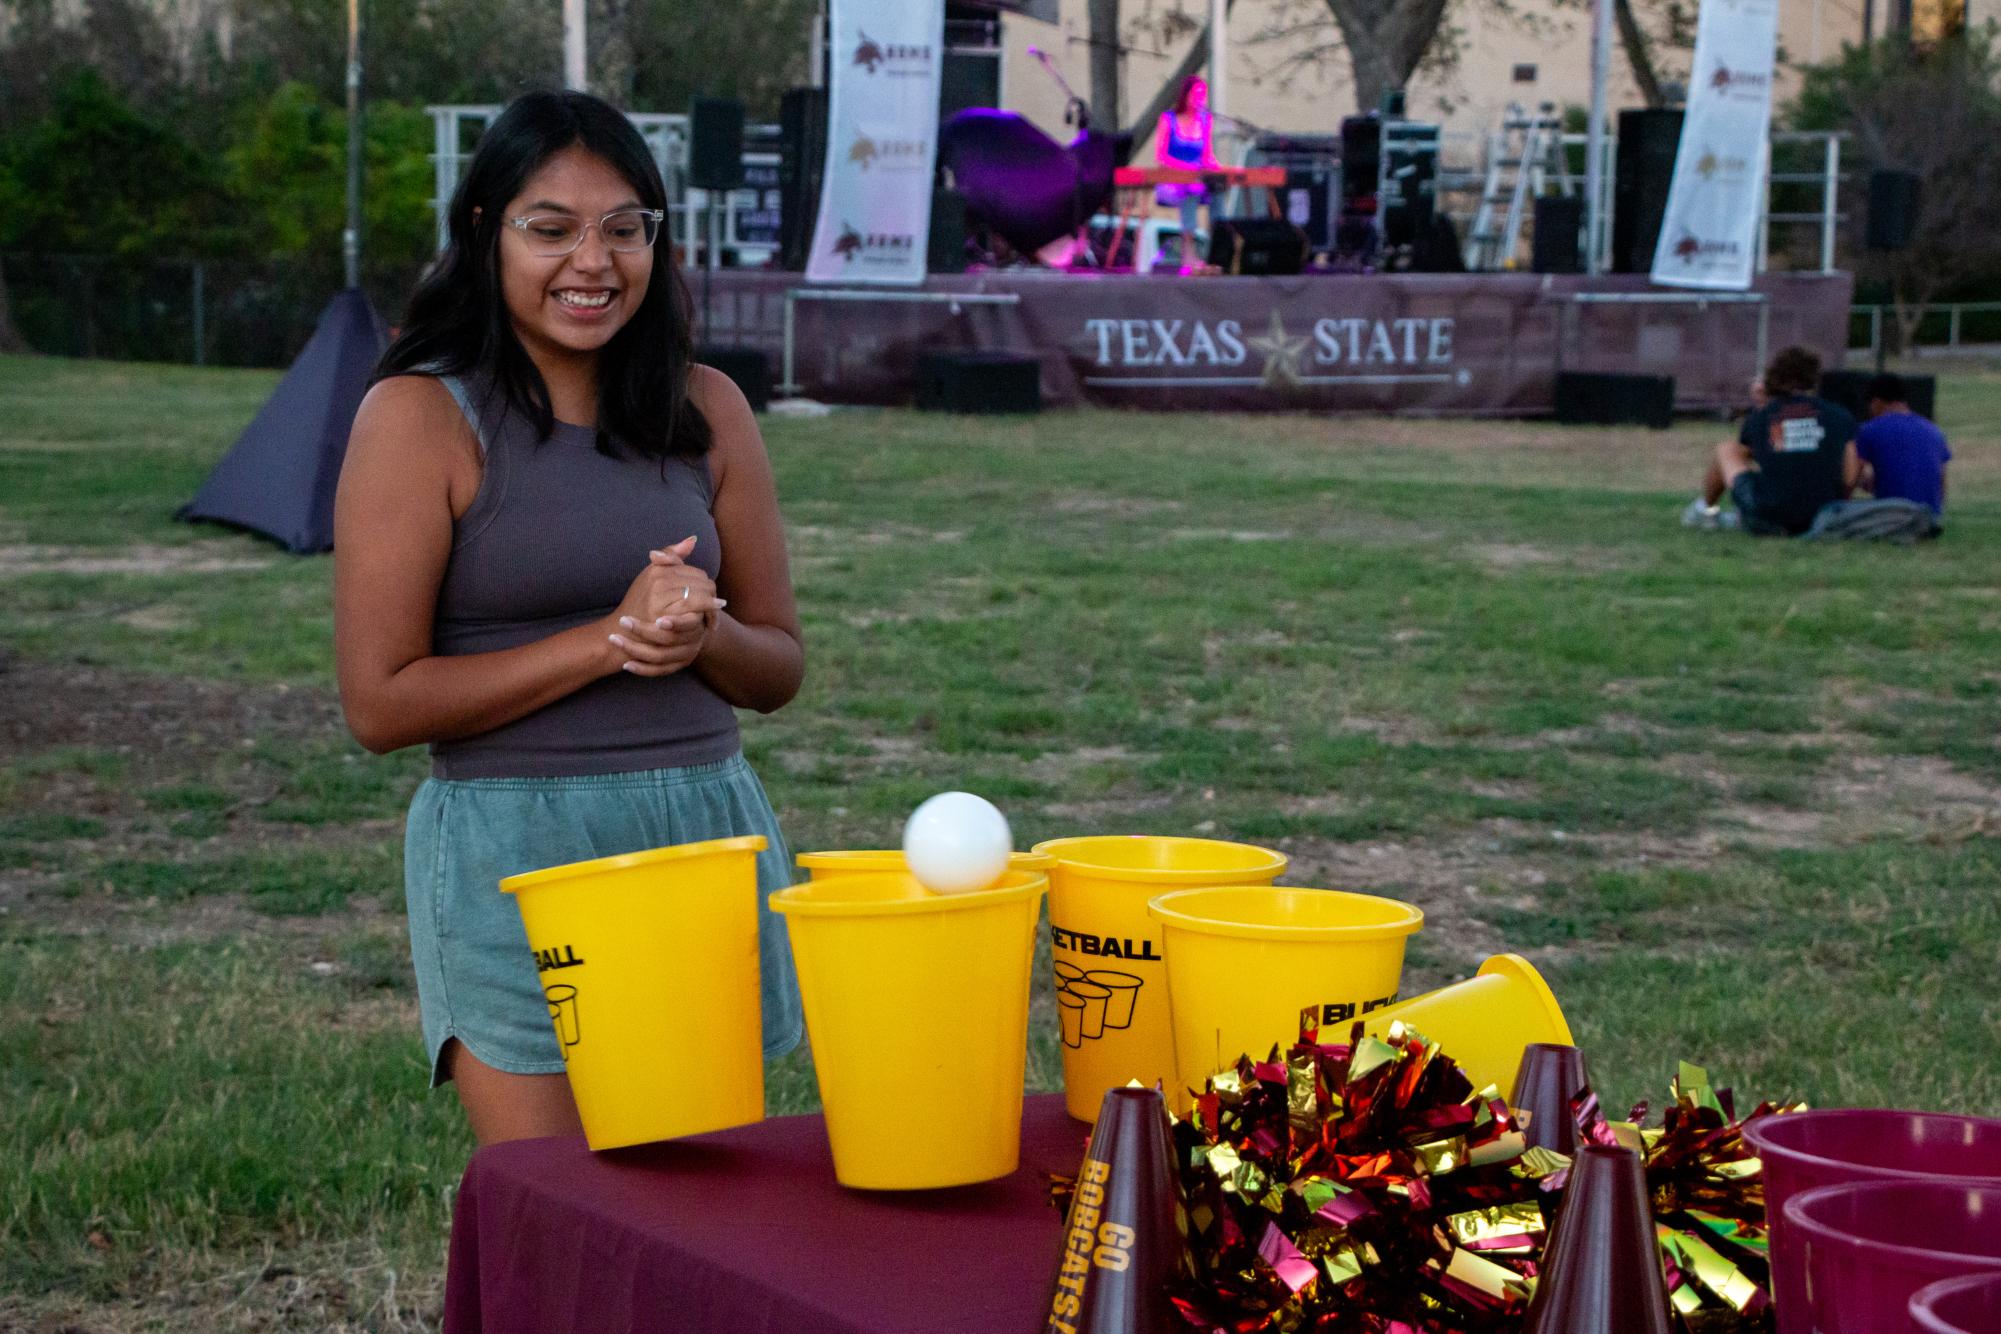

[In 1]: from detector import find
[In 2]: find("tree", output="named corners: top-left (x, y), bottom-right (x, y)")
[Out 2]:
top-left (0, 0), bottom-right (183, 129)
top-left (1091, 0), bottom-right (1124, 131)
top-left (1612, 0), bottom-right (1680, 107)
top-left (1790, 27), bottom-right (2001, 350)
top-left (218, 0), bottom-right (561, 107)
top-left (1128, 0), bottom-right (1563, 120)
top-left (0, 269), bottom-right (27, 354)
top-left (1122, 0), bottom-right (1240, 143)
top-left (1318, 0), bottom-right (1451, 111)
top-left (623, 0), bottom-right (817, 116)
top-left (0, 68), bottom-right (226, 260)
top-left (221, 82), bottom-right (435, 272)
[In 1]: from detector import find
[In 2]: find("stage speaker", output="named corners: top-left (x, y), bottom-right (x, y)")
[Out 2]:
top-left (1555, 371), bottom-right (1675, 429)
top-left (688, 97), bottom-right (746, 192)
top-left (1381, 150), bottom-right (1436, 247)
top-left (916, 352), bottom-right (1041, 414)
top-left (1613, 108), bottom-right (1682, 274)
top-left (1208, 217), bottom-right (1310, 276)
top-left (1338, 115), bottom-right (1381, 210)
top-left (1532, 195), bottom-right (1584, 273)
top-left (696, 345), bottom-right (771, 413)
top-left (1818, 369), bottom-right (1935, 421)
top-left (1411, 213), bottom-right (1466, 273)
top-left (1278, 165), bottom-right (1337, 250)
top-left (928, 188), bottom-right (968, 274)
top-left (1866, 169), bottom-right (1921, 251)
top-left (778, 87), bottom-right (828, 271)
top-left (1336, 113), bottom-right (1384, 223)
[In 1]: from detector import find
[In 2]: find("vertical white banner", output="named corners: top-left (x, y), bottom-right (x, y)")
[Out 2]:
top-left (1650, 0), bottom-right (1780, 290)
top-left (806, 0), bottom-right (945, 285)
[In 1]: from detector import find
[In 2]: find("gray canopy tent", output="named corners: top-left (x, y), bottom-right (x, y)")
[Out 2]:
top-left (176, 289), bottom-right (387, 553)
top-left (180, 0), bottom-right (384, 554)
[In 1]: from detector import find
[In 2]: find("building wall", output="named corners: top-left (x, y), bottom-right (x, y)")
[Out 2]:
top-left (996, 0), bottom-right (1869, 156)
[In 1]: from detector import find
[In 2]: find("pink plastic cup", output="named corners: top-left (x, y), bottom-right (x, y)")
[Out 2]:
top-left (1744, 1109), bottom-right (2001, 1334)
top-left (1785, 1180), bottom-right (2001, 1334)
top-left (1911, 1272), bottom-right (2001, 1334)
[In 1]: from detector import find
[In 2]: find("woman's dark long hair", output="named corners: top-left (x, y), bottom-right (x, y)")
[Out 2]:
top-left (377, 89), bottom-right (710, 461)
top-left (1171, 76), bottom-right (1207, 118)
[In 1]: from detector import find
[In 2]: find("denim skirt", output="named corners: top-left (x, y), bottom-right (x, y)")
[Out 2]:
top-left (403, 752), bottom-right (804, 1087)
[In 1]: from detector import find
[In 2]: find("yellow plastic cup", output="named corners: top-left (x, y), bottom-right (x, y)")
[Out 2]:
top-left (1359, 953), bottom-right (1575, 1094)
top-left (796, 848), bottom-right (1056, 879)
top-left (771, 868), bottom-right (1047, 1189)
top-left (1033, 835), bottom-right (1288, 1121)
top-left (1148, 886), bottom-right (1424, 1111)
top-left (499, 835), bottom-right (768, 1151)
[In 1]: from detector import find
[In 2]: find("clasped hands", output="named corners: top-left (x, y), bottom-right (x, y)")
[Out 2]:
top-left (604, 535), bottom-right (727, 677)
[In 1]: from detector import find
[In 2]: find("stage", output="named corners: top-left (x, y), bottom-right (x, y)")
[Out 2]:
top-left (696, 269), bottom-right (1854, 416)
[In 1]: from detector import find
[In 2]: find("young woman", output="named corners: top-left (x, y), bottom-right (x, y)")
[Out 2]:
top-left (1155, 75), bottom-right (1219, 271)
top-left (334, 90), bottom-right (804, 1145)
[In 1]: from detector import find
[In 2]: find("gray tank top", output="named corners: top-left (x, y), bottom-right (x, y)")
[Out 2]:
top-left (426, 374), bottom-right (739, 779)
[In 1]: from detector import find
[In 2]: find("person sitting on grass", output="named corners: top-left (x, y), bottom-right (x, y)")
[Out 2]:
top-left (1855, 371), bottom-right (1951, 517)
top-left (1682, 346), bottom-right (1859, 535)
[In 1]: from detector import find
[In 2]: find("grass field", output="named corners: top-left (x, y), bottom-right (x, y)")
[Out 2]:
top-left (5, 353), bottom-right (2000, 1330)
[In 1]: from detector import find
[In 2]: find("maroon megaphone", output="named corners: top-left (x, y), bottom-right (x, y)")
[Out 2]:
top-left (1044, 1085), bottom-right (1184, 1334)
top-left (1524, 1144), bottom-right (1673, 1334)
top-left (1512, 1042), bottom-right (1590, 1155)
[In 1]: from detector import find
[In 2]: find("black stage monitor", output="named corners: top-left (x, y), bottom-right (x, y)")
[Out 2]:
top-left (1613, 108), bottom-right (1682, 273)
top-left (777, 87), bottom-right (829, 271)
top-left (1208, 218), bottom-right (1310, 276)
top-left (1866, 169), bottom-right (1921, 251)
top-left (689, 97), bottom-right (747, 192)
top-left (1532, 195), bottom-right (1584, 273)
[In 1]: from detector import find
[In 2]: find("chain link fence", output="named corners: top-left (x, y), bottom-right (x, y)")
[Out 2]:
top-left (1, 254), bottom-right (426, 368)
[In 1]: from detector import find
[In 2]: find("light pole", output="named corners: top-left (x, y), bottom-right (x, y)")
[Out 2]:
top-left (564, 0), bottom-right (588, 91)
top-left (1583, 0), bottom-right (1614, 274)
top-left (344, 0), bottom-right (363, 289)
top-left (1208, 0), bottom-right (1228, 122)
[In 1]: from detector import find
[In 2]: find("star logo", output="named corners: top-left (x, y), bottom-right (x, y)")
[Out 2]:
top-left (1245, 311), bottom-right (1309, 387)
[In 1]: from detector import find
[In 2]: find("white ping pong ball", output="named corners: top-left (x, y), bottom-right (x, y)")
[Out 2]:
top-left (902, 791), bottom-right (1013, 894)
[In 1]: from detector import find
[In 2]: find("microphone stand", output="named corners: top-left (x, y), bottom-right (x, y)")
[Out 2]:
top-left (1211, 111), bottom-right (1269, 145)
top-left (1030, 48), bottom-right (1090, 133)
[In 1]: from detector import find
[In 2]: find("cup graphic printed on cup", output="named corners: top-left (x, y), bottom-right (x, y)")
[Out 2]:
top-left (1066, 980), bottom-right (1114, 1040)
top-left (1085, 970), bottom-right (1142, 1029)
top-left (545, 983), bottom-right (581, 1053)
top-left (1057, 990), bottom-right (1087, 1049)
top-left (1036, 835), bottom-right (1288, 1122)
top-left (1053, 966), bottom-right (1145, 1049)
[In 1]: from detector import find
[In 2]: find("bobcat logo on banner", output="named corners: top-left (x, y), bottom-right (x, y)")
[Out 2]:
top-left (1651, 0), bottom-right (1780, 290)
top-left (807, 2), bottom-right (943, 285)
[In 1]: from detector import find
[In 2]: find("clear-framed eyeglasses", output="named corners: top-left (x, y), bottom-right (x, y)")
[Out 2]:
top-left (505, 208), bottom-right (665, 257)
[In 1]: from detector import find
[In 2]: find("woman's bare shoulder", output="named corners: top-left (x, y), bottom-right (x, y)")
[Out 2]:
top-left (688, 362), bottom-right (751, 419)
top-left (349, 373), bottom-right (479, 461)
top-left (354, 373), bottom-right (463, 435)
top-left (687, 363), bottom-right (764, 476)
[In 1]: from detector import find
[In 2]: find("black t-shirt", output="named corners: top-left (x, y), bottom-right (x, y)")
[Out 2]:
top-left (1739, 394), bottom-right (1855, 534)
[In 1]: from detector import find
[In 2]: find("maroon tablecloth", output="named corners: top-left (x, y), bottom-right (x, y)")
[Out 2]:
top-left (442, 1094), bottom-right (1087, 1333)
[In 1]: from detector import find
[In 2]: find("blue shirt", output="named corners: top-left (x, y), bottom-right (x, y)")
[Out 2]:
top-left (1857, 410), bottom-right (1951, 514)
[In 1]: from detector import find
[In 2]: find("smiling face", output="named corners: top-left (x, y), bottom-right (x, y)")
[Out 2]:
top-left (496, 144), bottom-right (654, 367)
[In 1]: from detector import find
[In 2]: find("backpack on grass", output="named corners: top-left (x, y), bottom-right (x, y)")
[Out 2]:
top-left (1802, 498), bottom-right (1941, 544)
